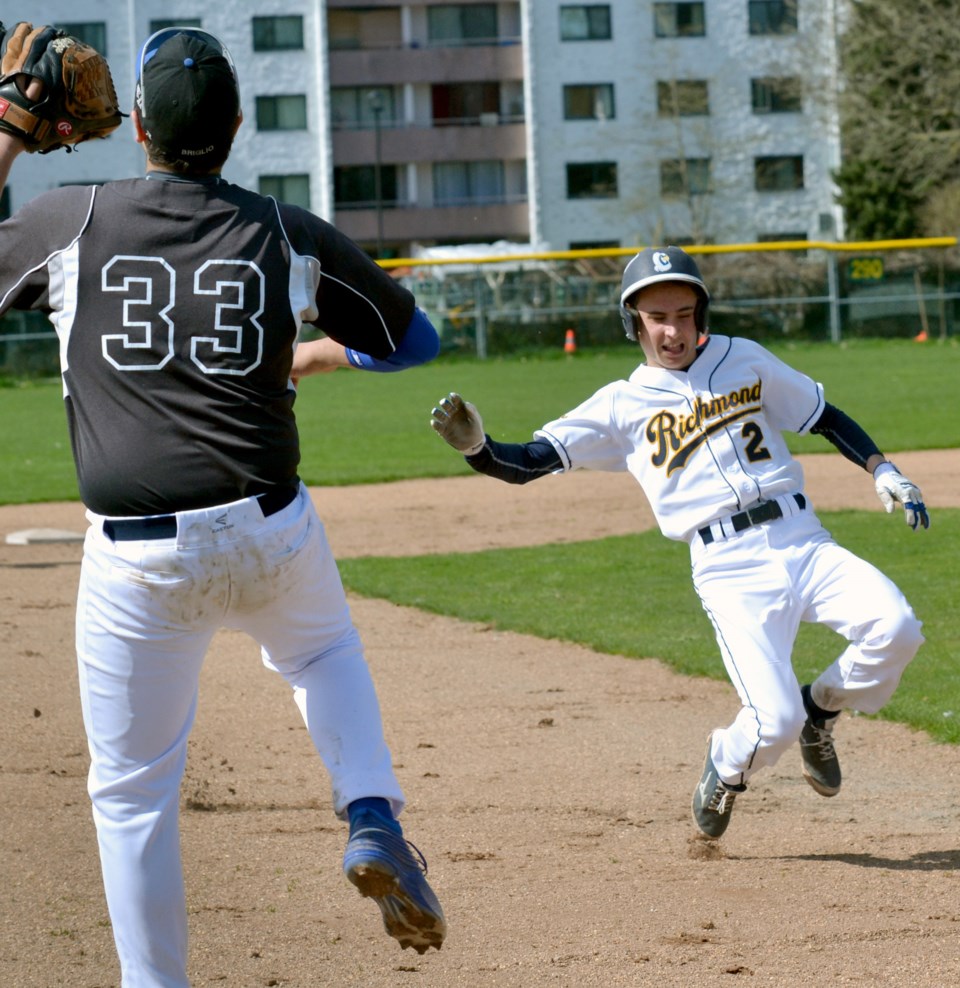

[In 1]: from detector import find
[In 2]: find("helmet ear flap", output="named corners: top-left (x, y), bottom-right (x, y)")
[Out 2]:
top-left (620, 302), bottom-right (640, 341)
top-left (695, 295), bottom-right (709, 336)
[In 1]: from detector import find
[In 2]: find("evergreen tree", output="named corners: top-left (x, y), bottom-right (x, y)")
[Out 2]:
top-left (836, 0), bottom-right (960, 238)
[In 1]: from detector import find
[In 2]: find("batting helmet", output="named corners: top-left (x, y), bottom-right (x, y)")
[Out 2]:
top-left (619, 246), bottom-right (710, 341)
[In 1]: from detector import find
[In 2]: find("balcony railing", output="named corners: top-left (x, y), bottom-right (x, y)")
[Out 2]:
top-left (335, 193), bottom-right (527, 212)
top-left (329, 42), bottom-right (524, 86)
top-left (329, 36), bottom-right (522, 52)
top-left (332, 114), bottom-right (524, 131)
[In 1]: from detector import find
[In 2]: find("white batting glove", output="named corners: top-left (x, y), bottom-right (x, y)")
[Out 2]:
top-left (874, 462), bottom-right (930, 530)
top-left (430, 392), bottom-right (486, 456)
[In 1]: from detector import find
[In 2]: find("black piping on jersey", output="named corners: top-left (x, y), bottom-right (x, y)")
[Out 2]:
top-left (622, 374), bottom-right (747, 504)
top-left (269, 197), bottom-right (397, 354)
top-left (657, 405), bottom-right (756, 476)
top-left (464, 436), bottom-right (562, 484)
top-left (809, 403), bottom-right (882, 468)
top-left (704, 335), bottom-right (825, 509)
top-left (698, 336), bottom-right (759, 508)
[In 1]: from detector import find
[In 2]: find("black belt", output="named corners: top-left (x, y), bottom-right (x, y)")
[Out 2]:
top-left (699, 493), bottom-right (806, 545)
top-left (102, 487), bottom-right (298, 542)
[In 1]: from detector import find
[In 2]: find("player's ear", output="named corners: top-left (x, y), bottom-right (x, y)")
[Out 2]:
top-left (232, 110), bottom-right (243, 137)
top-left (130, 107), bottom-right (147, 144)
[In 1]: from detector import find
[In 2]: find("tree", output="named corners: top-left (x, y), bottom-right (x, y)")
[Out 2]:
top-left (836, 0), bottom-right (960, 238)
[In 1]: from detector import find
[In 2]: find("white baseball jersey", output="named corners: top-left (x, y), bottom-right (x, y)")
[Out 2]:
top-left (535, 335), bottom-right (825, 541)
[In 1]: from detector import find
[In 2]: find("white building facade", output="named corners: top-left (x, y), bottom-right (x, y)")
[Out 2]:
top-left (5, 1), bottom-right (844, 253)
top-left (527, 0), bottom-right (844, 248)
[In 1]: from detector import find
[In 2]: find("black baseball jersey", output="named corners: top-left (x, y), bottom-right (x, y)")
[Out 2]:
top-left (0, 177), bottom-right (415, 515)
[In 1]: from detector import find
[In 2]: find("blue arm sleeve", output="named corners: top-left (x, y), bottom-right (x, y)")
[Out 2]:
top-left (345, 307), bottom-right (440, 372)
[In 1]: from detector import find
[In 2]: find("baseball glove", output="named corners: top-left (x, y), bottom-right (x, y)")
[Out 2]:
top-left (0, 21), bottom-right (122, 153)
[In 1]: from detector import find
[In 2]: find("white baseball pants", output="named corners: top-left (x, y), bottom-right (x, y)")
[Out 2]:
top-left (690, 508), bottom-right (923, 786)
top-left (76, 485), bottom-right (404, 987)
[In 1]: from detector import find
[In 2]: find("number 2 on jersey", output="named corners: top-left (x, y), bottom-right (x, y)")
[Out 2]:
top-left (741, 421), bottom-right (772, 462)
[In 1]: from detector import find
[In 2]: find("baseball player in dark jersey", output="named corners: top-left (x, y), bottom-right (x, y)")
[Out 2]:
top-left (0, 26), bottom-right (444, 984)
top-left (431, 246), bottom-right (928, 841)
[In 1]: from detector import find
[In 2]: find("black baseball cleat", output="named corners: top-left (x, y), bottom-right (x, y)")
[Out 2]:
top-left (692, 732), bottom-right (746, 839)
top-left (799, 684), bottom-right (842, 796)
top-left (343, 808), bottom-right (446, 954)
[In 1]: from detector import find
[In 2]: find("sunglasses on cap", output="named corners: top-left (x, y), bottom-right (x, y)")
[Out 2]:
top-left (135, 26), bottom-right (240, 118)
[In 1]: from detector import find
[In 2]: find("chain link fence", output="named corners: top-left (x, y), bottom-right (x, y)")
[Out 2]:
top-left (3, 238), bottom-right (958, 376)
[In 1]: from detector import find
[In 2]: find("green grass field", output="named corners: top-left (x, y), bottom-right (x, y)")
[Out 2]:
top-left (2, 338), bottom-right (956, 743)
top-left (339, 509), bottom-right (960, 744)
top-left (2, 337), bottom-right (958, 501)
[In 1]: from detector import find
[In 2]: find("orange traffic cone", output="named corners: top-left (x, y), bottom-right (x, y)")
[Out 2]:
top-left (564, 328), bottom-right (577, 354)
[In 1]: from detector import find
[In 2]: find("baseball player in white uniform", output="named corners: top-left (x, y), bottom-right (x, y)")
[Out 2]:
top-left (0, 24), bottom-right (444, 985)
top-left (430, 245), bottom-right (928, 840)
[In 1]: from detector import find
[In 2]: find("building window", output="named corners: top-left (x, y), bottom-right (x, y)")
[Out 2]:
top-left (256, 95), bottom-right (307, 131)
top-left (252, 16), bottom-right (304, 51)
top-left (660, 158), bottom-right (712, 196)
top-left (754, 155), bottom-right (804, 191)
top-left (434, 161), bottom-right (505, 206)
top-left (55, 22), bottom-right (107, 54)
top-left (563, 84), bottom-right (615, 121)
top-left (331, 88), bottom-right (396, 130)
top-left (654, 3), bottom-right (706, 38)
top-left (334, 166), bottom-right (399, 208)
top-left (149, 18), bottom-right (202, 33)
top-left (427, 5), bottom-right (498, 46)
top-left (559, 5), bottom-right (612, 41)
top-left (432, 83), bottom-right (500, 125)
top-left (751, 77), bottom-right (802, 113)
top-left (657, 80), bottom-right (709, 116)
top-left (569, 239), bottom-right (620, 250)
top-left (566, 162), bottom-right (618, 199)
top-left (748, 1), bottom-right (798, 35)
top-left (260, 174), bottom-right (311, 209)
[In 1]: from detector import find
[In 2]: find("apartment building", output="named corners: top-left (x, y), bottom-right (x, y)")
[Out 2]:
top-left (4, 1), bottom-right (843, 255)
top-left (530, 0), bottom-right (844, 248)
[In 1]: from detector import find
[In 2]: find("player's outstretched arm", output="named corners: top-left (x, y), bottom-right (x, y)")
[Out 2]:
top-left (430, 392), bottom-right (564, 484)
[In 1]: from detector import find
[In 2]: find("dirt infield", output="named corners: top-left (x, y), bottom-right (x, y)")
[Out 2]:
top-left (1, 449), bottom-right (958, 987)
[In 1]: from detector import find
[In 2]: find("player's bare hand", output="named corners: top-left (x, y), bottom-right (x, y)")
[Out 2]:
top-left (874, 466), bottom-right (929, 531)
top-left (430, 392), bottom-right (486, 456)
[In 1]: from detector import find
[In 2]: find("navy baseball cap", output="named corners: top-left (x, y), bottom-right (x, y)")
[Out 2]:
top-left (135, 27), bottom-right (240, 165)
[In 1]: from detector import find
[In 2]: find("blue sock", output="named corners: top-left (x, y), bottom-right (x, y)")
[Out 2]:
top-left (348, 797), bottom-right (402, 834)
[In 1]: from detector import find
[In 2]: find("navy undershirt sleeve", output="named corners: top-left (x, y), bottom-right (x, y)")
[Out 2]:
top-left (464, 437), bottom-right (563, 484)
top-left (810, 402), bottom-right (882, 468)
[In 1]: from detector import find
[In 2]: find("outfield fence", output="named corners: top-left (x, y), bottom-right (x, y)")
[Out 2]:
top-left (2, 237), bottom-right (958, 374)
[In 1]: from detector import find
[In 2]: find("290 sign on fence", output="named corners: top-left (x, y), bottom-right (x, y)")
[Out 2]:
top-left (848, 256), bottom-right (885, 283)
